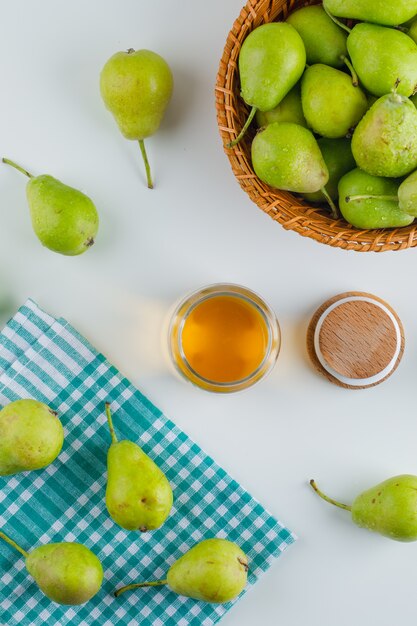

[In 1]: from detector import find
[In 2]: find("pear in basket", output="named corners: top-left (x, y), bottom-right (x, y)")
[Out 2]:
top-left (324, 0), bottom-right (417, 27)
top-left (251, 122), bottom-right (338, 218)
top-left (228, 22), bottom-right (306, 147)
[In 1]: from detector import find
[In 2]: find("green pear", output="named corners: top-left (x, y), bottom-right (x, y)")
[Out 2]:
top-left (287, 5), bottom-right (348, 68)
top-left (100, 48), bottom-right (173, 189)
top-left (255, 85), bottom-right (307, 128)
top-left (0, 399), bottom-right (64, 476)
top-left (0, 530), bottom-right (103, 604)
top-left (347, 24), bottom-right (417, 97)
top-left (3, 158), bottom-right (99, 256)
top-left (339, 168), bottom-right (417, 217)
top-left (324, 0), bottom-right (417, 26)
top-left (311, 475), bottom-right (417, 541)
top-left (104, 403), bottom-right (173, 532)
top-left (301, 64), bottom-right (368, 138)
top-left (351, 93), bottom-right (417, 177)
top-left (398, 170), bottom-right (417, 215)
top-left (251, 122), bottom-right (328, 193)
top-left (338, 168), bottom-right (414, 228)
top-left (228, 23), bottom-right (306, 147)
top-left (252, 121), bottom-right (339, 216)
top-left (114, 538), bottom-right (248, 603)
top-left (302, 138), bottom-right (356, 203)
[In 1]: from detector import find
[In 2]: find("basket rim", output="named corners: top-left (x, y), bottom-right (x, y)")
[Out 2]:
top-left (215, 0), bottom-right (417, 252)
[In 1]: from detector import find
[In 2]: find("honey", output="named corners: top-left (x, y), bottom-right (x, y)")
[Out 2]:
top-left (181, 295), bottom-right (268, 383)
top-left (168, 284), bottom-right (280, 393)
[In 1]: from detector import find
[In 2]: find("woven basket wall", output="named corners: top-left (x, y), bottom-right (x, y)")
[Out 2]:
top-left (215, 0), bottom-right (417, 252)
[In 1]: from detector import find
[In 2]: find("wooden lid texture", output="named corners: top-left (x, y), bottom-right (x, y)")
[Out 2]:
top-left (306, 292), bottom-right (404, 389)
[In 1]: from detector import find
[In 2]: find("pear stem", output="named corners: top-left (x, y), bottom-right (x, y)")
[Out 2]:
top-left (2, 158), bottom-right (33, 178)
top-left (341, 56), bottom-right (359, 87)
top-left (138, 140), bottom-right (153, 190)
top-left (227, 106), bottom-right (257, 148)
top-left (114, 579), bottom-right (168, 598)
top-left (105, 403), bottom-right (118, 444)
top-left (0, 530), bottom-right (29, 558)
top-left (320, 186), bottom-right (339, 219)
top-left (310, 479), bottom-right (352, 511)
top-left (322, 3), bottom-right (352, 34)
top-left (346, 194), bottom-right (398, 203)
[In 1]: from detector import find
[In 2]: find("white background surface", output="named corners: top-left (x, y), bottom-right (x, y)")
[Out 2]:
top-left (1, 1), bottom-right (417, 624)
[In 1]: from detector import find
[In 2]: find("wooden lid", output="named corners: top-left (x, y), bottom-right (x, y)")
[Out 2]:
top-left (306, 292), bottom-right (404, 389)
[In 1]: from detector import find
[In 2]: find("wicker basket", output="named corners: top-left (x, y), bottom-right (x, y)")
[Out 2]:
top-left (215, 0), bottom-right (417, 252)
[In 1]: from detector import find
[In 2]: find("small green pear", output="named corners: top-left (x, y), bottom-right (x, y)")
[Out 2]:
top-left (339, 169), bottom-right (417, 218)
top-left (310, 475), bottom-right (417, 541)
top-left (3, 158), bottom-right (99, 256)
top-left (324, 0), bottom-right (417, 26)
top-left (252, 122), bottom-right (328, 194)
top-left (255, 85), bottom-right (307, 128)
top-left (104, 403), bottom-right (173, 532)
top-left (0, 530), bottom-right (103, 604)
top-left (338, 168), bottom-right (414, 228)
top-left (301, 64), bottom-right (368, 138)
top-left (115, 538), bottom-right (248, 603)
top-left (100, 48), bottom-right (173, 189)
top-left (228, 23), bottom-right (306, 146)
top-left (302, 138), bottom-right (356, 203)
top-left (351, 93), bottom-right (417, 177)
top-left (0, 399), bottom-right (64, 476)
top-left (398, 170), bottom-right (417, 215)
top-left (287, 5), bottom-right (348, 68)
top-left (252, 122), bottom-right (339, 216)
top-left (347, 24), bottom-right (417, 97)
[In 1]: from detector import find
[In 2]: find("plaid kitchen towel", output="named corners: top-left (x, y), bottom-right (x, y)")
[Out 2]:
top-left (0, 299), bottom-right (296, 626)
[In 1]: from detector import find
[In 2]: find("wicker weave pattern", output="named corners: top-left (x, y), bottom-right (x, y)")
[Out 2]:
top-left (215, 0), bottom-right (417, 252)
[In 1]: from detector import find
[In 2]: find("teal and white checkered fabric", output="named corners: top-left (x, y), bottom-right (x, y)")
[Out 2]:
top-left (0, 299), bottom-right (296, 626)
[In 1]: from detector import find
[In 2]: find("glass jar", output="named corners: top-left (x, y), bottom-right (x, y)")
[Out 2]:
top-left (168, 283), bottom-right (280, 393)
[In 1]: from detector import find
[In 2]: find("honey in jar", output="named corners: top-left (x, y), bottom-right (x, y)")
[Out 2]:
top-left (168, 284), bottom-right (280, 393)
